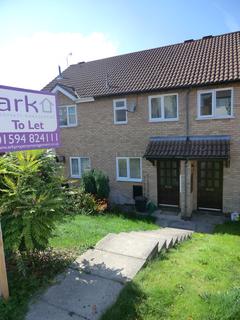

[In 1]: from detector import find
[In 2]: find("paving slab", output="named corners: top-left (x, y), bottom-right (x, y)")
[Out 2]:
top-left (142, 230), bottom-right (179, 246)
top-left (39, 268), bottom-right (123, 320)
top-left (95, 233), bottom-right (158, 260)
top-left (195, 223), bottom-right (215, 233)
top-left (72, 249), bottom-right (146, 283)
top-left (164, 231), bottom-right (186, 241)
top-left (164, 227), bottom-right (193, 239)
top-left (124, 232), bottom-right (167, 251)
top-left (150, 229), bottom-right (185, 242)
top-left (165, 227), bottom-right (194, 234)
top-left (26, 299), bottom-right (83, 320)
top-left (154, 216), bottom-right (196, 230)
top-left (159, 229), bottom-right (187, 241)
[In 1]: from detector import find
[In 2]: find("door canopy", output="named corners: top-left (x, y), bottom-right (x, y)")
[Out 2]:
top-left (144, 135), bottom-right (230, 160)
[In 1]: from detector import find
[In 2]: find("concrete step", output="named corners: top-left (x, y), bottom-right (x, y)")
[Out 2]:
top-left (159, 230), bottom-right (186, 242)
top-left (119, 232), bottom-right (167, 251)
top-left (161, 228), bottom-right (193, 240)
top-left (95, 233), bottom-right (159, 261)
top-left (141, 230), bottom-right (179, 245)
top-left (146, 228), bottom-right (189, 242)
top-left (164, 227), bottom-right (194, 238)
top-left (72, 248), bottom-right (146, 283)
top-left (126, 231), bottom-right (170, 250)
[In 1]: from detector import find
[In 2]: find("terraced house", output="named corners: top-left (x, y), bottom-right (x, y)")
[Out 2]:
top-left (44, 31), bottom-right (240, 218)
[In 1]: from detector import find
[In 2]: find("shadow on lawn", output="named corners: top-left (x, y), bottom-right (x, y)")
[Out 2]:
top-left (213, 221), bottom-right (240, 236)
top-left (109, 208), bottom-right (156, 224)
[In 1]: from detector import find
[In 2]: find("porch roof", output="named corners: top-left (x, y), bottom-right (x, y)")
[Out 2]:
top-left (144, 135), bottom-right (230, 160)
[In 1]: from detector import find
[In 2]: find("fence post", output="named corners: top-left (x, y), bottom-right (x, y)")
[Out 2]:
top-left (0, 223), bottom-right (9, 300)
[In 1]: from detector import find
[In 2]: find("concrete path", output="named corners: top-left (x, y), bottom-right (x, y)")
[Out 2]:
top-left (26, 227), bottom-right (193, 320)
top-left (146, 211), bottom-right (227, 233)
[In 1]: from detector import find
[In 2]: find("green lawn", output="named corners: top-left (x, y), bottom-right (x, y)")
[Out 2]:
top-left (2, 213), bottom-right (240, 320)
top-left (50, 213), bottom-right (158, 253)
top-left (0, 212), bottom-right (157, 320)
top-left (102, 222), bottom-right (240, 320)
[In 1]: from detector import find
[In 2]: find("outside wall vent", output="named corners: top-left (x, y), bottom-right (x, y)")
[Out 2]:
top-left (56, 155), bottom-right (65, 163)
top-left (127, 102), bottom-right (137, 113)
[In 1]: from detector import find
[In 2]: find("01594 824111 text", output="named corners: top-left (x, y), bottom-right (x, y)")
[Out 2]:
top-left (0, 132), bottom-right (59, 146)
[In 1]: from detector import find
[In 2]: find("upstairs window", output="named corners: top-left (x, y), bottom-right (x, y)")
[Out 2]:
top-left (216, 89), bottom-right (232, 117)
top-left (70, 157), bottom-right (90, 178)
top-left (59, 105), bottom-right (77, 127)
top-left (199, 92), bottom-right (213, 116)
top-left (149, 94), bottom-right (178, 121)
top-left (198, 88), bottom-right (233, 119)
top-left (113, 99), bottom-right (127, 124)
top-left (116, 157), bottom-right (142, 182)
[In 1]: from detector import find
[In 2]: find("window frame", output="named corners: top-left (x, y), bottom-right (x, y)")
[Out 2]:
top-left (59, 105), bottom-right (77, 127)
top-left (148, 93), bottom-right (179, 122)
top-left (197, 88), bottom-right (233, 119)
top-left (69, 156), bottom-right (90, 178)
top-left (113, 99), bottom-right (128, 124)
top-left (116, 157), bottom-right (142, 182)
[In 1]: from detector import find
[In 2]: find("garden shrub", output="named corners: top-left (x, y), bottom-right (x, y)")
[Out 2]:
top-left (93, 169), bottom-right (110, 199)
top-left (81, 170), bottom-right (97, 195)
top-left (64, 187), bottom-right (97, 215)
top-left (81, 169), bottom-right (110, 199)
top-left (0, 150), bottom-right (64, 254)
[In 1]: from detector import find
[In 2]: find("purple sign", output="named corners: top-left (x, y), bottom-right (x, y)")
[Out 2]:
top-left (0, 85), bottom-right (60, 152)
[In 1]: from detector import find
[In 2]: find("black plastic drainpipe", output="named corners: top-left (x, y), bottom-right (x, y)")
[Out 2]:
top-left (184, 88), bottom-right (191, 217)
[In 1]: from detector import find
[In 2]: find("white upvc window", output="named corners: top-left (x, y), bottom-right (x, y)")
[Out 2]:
top-left (113, 99), bottom-right (128, 124)
top-left (197, 88), bottom-right (233, 119)
top-left (148, 93), bottom-right (178, 122)
top-left (116, 157), bottom-right (142, 182)
top-left (70, 157), bottom-right (90, 178)
top-left (59, 105), bottom-right (77, 127)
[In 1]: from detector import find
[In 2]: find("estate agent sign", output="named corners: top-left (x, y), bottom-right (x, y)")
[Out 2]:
top-left (0, 85), bottom-right (60, 152)
top-left (0, 84), bottom-right (60, 300)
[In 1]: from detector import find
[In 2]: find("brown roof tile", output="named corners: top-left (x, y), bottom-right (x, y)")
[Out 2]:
top-left (144, 136), bottom-right (230, 159)
top-left (44, 31), bottom-right (240, 98)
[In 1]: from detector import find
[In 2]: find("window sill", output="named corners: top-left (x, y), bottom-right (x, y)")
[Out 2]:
top-left (114, 122), bottom-right (128, 125)
top-left (60, 124), bottom-right (78, 128)
top-left (117, 178), bottom-right (142, 182)
top-left (149, 118), bottom-right (179, 123)
top-left (196, 116), bottom-right (235, 121)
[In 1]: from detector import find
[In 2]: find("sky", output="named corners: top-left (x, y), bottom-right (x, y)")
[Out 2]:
top-left (0, 0), bottom-right (240, 90)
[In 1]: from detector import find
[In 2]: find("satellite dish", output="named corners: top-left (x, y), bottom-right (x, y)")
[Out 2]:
top-left (127, 102), bottom-right (136, 113)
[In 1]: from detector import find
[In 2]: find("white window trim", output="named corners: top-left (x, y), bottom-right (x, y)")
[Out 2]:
top-left (70, 156), bottom-right (91, 178)
top-left (59, 105), bottom-right (78, 127)
top-left (113, 99), bottom-right (128, 124)
top-left (116, 157), bottom-right (142, 182)
top-left (148, 93), bottom-right (179, 122)
top-left (197, 88), bottom-right (233, 119)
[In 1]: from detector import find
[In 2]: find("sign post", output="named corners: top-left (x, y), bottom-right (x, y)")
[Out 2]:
top-left (0, 224), bottom-right (9, 300)
top-left (0, 84), bottom-right (60, 300)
